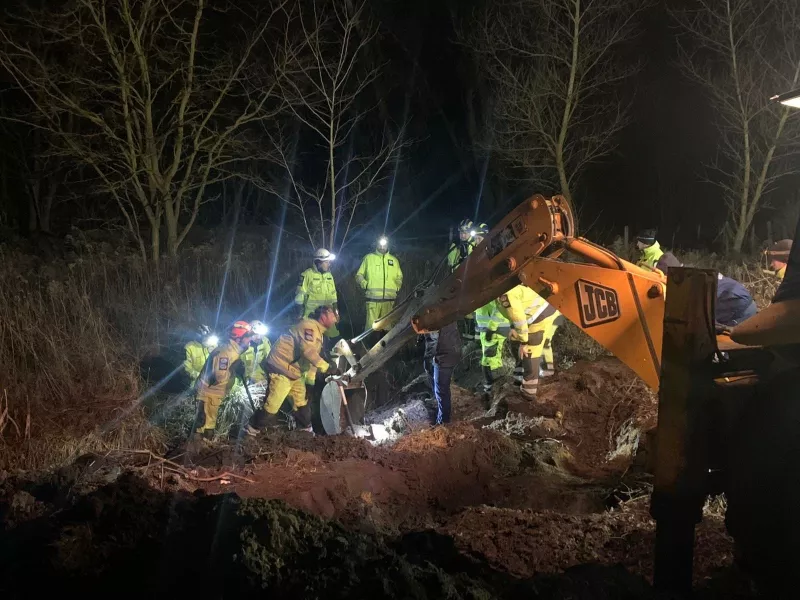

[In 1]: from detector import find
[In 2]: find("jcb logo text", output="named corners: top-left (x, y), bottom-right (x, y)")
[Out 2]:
top-left (576, 280), bottom-right (620, 328)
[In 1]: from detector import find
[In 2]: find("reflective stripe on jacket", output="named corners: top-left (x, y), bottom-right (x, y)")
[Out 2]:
top-left (496, 285), bottom-right (554, 343)
top-left (355, 252), bottom-right (403, 301)
top-left (266, 319), bottom-right (330, 381)
top-left (475, 300), bottom-right (511, 334)
top-left (294, 267), bottom-right (337, 316)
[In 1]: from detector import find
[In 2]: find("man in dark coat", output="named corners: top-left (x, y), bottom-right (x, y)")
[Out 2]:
top-left (423, 321), bottom-right (462, 425)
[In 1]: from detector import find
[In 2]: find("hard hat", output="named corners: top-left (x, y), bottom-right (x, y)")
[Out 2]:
top-left (230, 320), bottom-right (252, 340)
top-left (197, 324), bottom-right (211, 337)
top-left (249, 320), bottom-right (269, 336)
top-left (472, 222), bottom-right (489, 236)
top-left (378, 236), bottom-right (388, 248)
top-left (314, 248), bottom-right (336, 261)
top-left (458, 219), bottom-right (473, 232)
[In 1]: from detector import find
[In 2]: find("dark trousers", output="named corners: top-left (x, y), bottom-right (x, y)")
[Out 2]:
top-left (426, 359), bottom-right (453, 425)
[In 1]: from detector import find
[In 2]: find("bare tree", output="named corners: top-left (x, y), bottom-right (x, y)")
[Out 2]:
top-left (458, 0), bottom-right (645, 208)
top-left (274, 0), bottom-right (403, 251)
top-left (0, 0), bottom-right (299, 262)
top-left (674, 0), bottom-right (800, 252)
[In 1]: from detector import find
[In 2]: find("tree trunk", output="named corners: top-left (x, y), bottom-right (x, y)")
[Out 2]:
top-left (151, 223), bottom-right (160, 265)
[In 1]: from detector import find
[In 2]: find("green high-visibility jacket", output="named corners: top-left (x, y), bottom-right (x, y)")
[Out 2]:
top-left (447, 241), bottom-right (474, 272)
top-left (355, 252), bottom-right (403, 301)
top-left (294, 267), bottom-right (338, 317)
top-left (184, 341), bottom-right (210, 382)
top-left (475, 300), bottom-right (511, 335)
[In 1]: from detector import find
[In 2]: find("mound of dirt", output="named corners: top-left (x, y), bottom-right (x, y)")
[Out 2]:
top-left (497, 357), bottom-right (658, 478)
top-left (1, 471), bottom-right (678, 599)
top-left (439, 497), bottom-right (734, 585)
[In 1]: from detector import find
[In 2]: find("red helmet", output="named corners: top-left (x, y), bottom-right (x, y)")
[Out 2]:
top-left (230, 320), bottom-right (252, 340)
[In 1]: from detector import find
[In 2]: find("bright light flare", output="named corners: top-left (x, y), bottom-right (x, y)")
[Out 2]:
top-left (470, 230), bottom-right (477, 238)
top-left (252, 323), bottom-right (269, 336)
top-left (204, 334), bottom-right (219, 347)
top-left (772, 89), bottom-right (800, 108)
top-left (328, 254), bottom-right (337, 261)
top-left (378, 236), bottom-right (388, 247)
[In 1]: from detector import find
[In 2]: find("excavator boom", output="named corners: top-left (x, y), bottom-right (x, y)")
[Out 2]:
top-left (411, 194), bottom-right (669, 390)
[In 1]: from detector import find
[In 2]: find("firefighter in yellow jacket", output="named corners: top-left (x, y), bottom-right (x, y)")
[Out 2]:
top-left (246, 306), bottom-right (340, 434)
top-left (295, 248), bottom-right (339, 338)
top-left (356, 236), bottom-right (403, 332)
top-left (194, 321), bottom-right (255, 439)
top-left (183, 325), bottom-right (218, 383)
top-left (239, 320), bottom-right (271, 384)
top-left (475, 300), bottom-right (511, 395)
top-left (496, 285), bottom-right (562, 400)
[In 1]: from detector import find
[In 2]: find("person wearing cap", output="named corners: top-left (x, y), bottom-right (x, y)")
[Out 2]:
top-left (635, 229), bottom-right (682, 275)
top-left (246, 306), bottom-right (340, 434)
top-left (355, 236), bottom-right (403, 333)
top-left (295, 248), bottom-right (339, 338)
top-left (725, 219), bottom-right (800, 589)
top-left (184, 325), bottom-right (218, 384)
top-left (766, 239), bottom-right (793, 280)
top-left (240, 320), bottom-right (271, 384)
top-left (194, 320), bottom-right (255, 439)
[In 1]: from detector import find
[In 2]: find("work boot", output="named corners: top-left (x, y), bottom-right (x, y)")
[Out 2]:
top-left (245, 411), bottom-right (280, 436)
top-left (294, 405), bottom-right (312, 430)
top-left (201, 429), bottom-right (215, 440)
top-left (539, 359), bottom-right (555, 379)
top-left (513, 365), bottom-right (524, 384)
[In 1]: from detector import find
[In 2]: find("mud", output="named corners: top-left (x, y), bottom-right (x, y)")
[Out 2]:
top-left (0, 357), bottom-right (757, 598)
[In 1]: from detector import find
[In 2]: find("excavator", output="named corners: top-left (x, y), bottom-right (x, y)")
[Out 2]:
top-left (318, 193), bottom-right (795, 594)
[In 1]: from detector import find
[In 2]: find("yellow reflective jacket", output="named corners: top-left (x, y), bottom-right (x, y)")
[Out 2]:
top-left (496, 285), bottom-right (553, 343)
top-left (294, 267), bottom-right (337, 317)
top-left (196, 340), bottom-right (246, 402)
top-left (447, 241), bottom-right (474, 272)
top-left (240, 338), bottom-right (272, 383)
top-left (475, 300), bottom-right (511, 334)
top-left (266, 319), bottom-right (330, 381)
top-left (184, 341), bottom-right (210, 382)
top-left (355, 252), bottom-right (403, 301)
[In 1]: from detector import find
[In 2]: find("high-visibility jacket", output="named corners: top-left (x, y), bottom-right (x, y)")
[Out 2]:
top-left (637, 241), bottom-right (681, 274)
top-left (447, 241), bottom-right (474, 272)
top-left (475, 300), bottom-right (511, 335)
top-left (196, 340), bottom-right (246, 402)
top-left (240, 338), bottom-right (271, 383)
top-left (355, 252), bottom-right (403, 301)
top-left (496, 285), bottom-right (556, 344)
top-left (778, 265), bottom-right (787, 280)
top-left (295, 267), bottom-right (337, 317)
top-left (266, 318), bottom-right (330, 381)
top-left (184, 341), bottom-right (210, 382)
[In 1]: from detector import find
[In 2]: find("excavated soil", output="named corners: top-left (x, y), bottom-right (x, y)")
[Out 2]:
top-left (0, 357), bottom-right (753, 598)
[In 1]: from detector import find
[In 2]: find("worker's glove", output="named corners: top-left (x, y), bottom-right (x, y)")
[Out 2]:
top-left (517, 344), bottom-right (527, 361)
top-left (485, 330), bottom-right (495, 342)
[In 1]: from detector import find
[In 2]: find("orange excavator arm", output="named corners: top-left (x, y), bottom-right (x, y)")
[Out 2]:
top-left (412, 194), bottom-right (669, 390)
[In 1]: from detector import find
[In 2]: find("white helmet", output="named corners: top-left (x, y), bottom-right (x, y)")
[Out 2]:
top-left (314, 248), bottom-right (336, 261)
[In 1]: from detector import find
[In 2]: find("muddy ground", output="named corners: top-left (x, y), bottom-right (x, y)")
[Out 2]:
top-left (0, 357), bottom-right (759, 598)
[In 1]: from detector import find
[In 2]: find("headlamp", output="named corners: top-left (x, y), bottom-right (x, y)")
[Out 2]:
top-left (378, 237), bottom-right (388, 247)
top-left (470, 230), bottom-right (476, 238)
top-left (204, 334), bottom-right (219, 348)
top-left (252, 323), bottom-right (269, 336)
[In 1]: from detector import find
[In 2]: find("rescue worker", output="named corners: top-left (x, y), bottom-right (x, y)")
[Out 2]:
top-left (183, 325), bottom-right (218, 384)
top-left (765, 239), bottom-right (792, 280)
top-left (355, 236), bottom-right (403, 332)
top-left (240, 320), bottom-right (271, 384)
top-left (475, 299), bottom-right (511, 396)
top-left (423, 320), bottom-right (461, 425)
top-left (447, 219), bottom-right (475, 272)
top-left (246, 306), bottom-right (340, 434)
top-left (496, 285), bottom-right (562, 400)
top-left (295, 248), bottom-right (339, 338)
top-left (716, 273), bottom-right (757, 327)
top-left (194, 321), bottom-right (255, 439)
top-left (635, 229), bottom-right (682, 274)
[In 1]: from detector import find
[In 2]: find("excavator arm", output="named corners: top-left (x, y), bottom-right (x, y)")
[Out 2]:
top-left (411, 194), bottom-right (669, 390)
